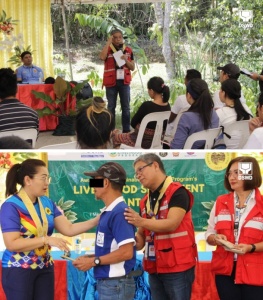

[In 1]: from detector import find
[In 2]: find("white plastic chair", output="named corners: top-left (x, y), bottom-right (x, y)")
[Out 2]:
top-left (183, 127), bottom-right (222, 149)
top-left (222, 120), bottom-right (250, 149)
top-left (120, 111), bottom-right (170, 149)
top-left (39, 141), bottom-right (77, 149)
top-left (0, 128), bottom-right (38, 148)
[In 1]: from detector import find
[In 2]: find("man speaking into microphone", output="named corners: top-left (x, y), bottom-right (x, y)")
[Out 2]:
top-left (99, 29), bottom-right (135, 133)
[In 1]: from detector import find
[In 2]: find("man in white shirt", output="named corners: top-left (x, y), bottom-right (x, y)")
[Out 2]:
top-left (165, 69), bottom-right (201, 136)
top-left (213, 63), bottom-right (246, 109)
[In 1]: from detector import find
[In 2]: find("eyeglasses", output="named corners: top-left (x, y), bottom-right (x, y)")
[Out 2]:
top-left (34, 175), bottom-right (52, 184)
top-left (134, 162), bottom-right (153, 179)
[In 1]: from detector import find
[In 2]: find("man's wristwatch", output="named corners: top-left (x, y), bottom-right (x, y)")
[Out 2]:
top-left (94, 257), bottom-right (101, 266)
top-left (250, 244), bottom-right (256, 253)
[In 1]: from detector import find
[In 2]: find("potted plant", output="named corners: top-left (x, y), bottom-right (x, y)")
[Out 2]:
top-left (32, 76), bottom-right (91, 136)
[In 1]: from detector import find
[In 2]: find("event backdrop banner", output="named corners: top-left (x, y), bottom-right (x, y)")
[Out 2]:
top-left (48, 151), bottom-right (236, 232)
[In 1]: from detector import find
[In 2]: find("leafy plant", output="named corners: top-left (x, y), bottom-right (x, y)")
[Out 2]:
top-left (8, 45), bottom-right (35, 67)
top-left (54, 66), bottom-right (69, 79)
top-left (75, 13), bottom-right (149, 75)
top-left (0, 10), bottom-right (18, 35)
top-left (57, 197), bottom-right (77, 223)
top-left (86, 70), bottom-right (104, 98)
top-left (31, 77), bottom-right (91, 117)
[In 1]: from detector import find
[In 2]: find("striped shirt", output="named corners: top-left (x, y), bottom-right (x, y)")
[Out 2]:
top-left (0, 99), bottom-right (39, 132)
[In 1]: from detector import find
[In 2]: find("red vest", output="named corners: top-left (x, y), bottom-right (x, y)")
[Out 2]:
top-left (140, 182), bottom-right (197, 274)
top-left (103, 46), bottom-right (133, 87)
top-left (211, 188), bottom-right (263, 285)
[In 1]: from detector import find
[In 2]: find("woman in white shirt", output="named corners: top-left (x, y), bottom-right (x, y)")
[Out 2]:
top-left (216, 79), bottom-right (252, 148)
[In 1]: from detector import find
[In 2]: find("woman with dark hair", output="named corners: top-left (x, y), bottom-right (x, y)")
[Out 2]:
top-left (216, 79), bottom-right (252, 125)
top-left (76, 96), bottom-right (114, 149)
top-left (170, 78), bottom-right (219, 149)
top-left (216, 79), bottom-right (252, 148)
top-left (0, 159), bottom-right (99, 300)
top-left (205, 156), bottom-right (263, 300)
top-left (112, 76), bottom-right (171, 148)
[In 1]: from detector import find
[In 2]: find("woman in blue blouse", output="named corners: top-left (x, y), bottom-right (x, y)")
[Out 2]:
top-left (0, 158), bottom-right (99, 300)
top-left (170, 78), bottom-right (219, 149)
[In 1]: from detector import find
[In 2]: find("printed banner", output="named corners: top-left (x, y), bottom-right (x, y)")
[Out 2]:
top-left (48, 151), bottom-right (235, 231)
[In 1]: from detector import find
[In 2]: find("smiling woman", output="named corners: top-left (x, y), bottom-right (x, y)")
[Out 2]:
top-left (0, 158), bottom-right (100, 300)
top-left (205, 156), bottom-right (263, 300)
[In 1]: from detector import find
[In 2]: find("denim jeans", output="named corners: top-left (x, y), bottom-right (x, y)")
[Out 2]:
top-left (106, 80), bottom-right (131, 132)
top-left (96, 277), bottom-right (135, 300)
top-left (149, 266), bottom-right (195, 300)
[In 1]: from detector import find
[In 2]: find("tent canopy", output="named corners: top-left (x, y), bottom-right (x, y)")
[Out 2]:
top-left (51, 0), bottom-right (166, 3)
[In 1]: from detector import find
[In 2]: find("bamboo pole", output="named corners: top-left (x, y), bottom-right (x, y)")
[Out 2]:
top-left (61, 0), bottom-right (73, 80)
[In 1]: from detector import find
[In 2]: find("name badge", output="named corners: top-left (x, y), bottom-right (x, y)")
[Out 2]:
top-left (145, 241), bottom-right (156, 261)
top-left (116, 69), bottom-right (124, 80)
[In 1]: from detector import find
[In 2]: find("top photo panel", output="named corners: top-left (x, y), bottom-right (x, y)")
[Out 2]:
top-left (0, 1), bottom-right (262, 150)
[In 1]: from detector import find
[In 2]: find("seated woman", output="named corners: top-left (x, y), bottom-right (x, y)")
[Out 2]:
top-left (112, 76), bottom-right (171, 148)
top-left (75, 96), bottom-right (114, 149)
top-left (216, 79), bottom-right (252, 148)
top-left (170, 78), bottom-right (219, 149)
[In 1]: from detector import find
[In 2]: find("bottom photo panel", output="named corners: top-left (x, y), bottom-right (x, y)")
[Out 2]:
top-left (0, 150), bottom-right (262, 300)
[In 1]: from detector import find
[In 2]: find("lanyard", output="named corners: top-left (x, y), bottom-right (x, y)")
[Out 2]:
top-left (145, 176), bottom-right (173, 219)
top-left (234, 190), bottom-right (253, 242)
top-left (18, 188), bottom-right (49, 256)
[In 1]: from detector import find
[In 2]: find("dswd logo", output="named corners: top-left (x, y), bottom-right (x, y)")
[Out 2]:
top-left (238, 162), bottom-right (253, 180)
top-left (238, 10), bottom-right (253, 29)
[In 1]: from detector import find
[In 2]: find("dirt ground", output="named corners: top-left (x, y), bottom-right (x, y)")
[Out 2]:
top-left (53, 41), bottom-right (168, 95)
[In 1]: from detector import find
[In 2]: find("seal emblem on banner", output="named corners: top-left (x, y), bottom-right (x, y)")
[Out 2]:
top-left (205, 152), bottom-right (233, 171)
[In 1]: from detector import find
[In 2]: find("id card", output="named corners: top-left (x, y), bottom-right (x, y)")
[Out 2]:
top-left (116, 69), bottom-right (125, 80)
top-left (145, 241), bottom-right (156, 261)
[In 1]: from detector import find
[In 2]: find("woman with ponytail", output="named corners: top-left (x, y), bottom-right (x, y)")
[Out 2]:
top-left (0, 158), bottom-right (99, 299)
top-left (76, 96), bottom-right (114, 149)
top-left (112, 76), bottom-right (171, 148)
top-left (216, 79), bottom-right (252, 125)
top-left (216, 79), bottom-right (252, 148)
top-left (170, 78), bottom-right (219, 149)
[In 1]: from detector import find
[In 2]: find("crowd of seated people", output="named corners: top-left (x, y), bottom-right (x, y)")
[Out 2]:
top-left (1, 60), bottom-right (262, 149)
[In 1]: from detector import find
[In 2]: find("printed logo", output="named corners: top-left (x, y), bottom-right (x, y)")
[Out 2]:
top-left (238, 162), bottom-right (253, 180)
top-left (159, 152), bottom-right (168, 157)
top-left (205, 152), bottom-right (232, 171)
top-left (238, 10), bottom-right (253, 29)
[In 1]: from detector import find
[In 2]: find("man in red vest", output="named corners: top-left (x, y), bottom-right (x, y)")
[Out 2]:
top-left (124, 153), bottom-right (197, 300)
top-left (100, 29), bottom-right (135, 133)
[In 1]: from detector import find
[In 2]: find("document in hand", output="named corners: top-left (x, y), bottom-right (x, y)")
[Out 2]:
top-left (113, 50), bottom-right (126, 67)
top-left (216, 238), bottom-right (244, 254)
top-left (240, 68), bottom-right (252, 76)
